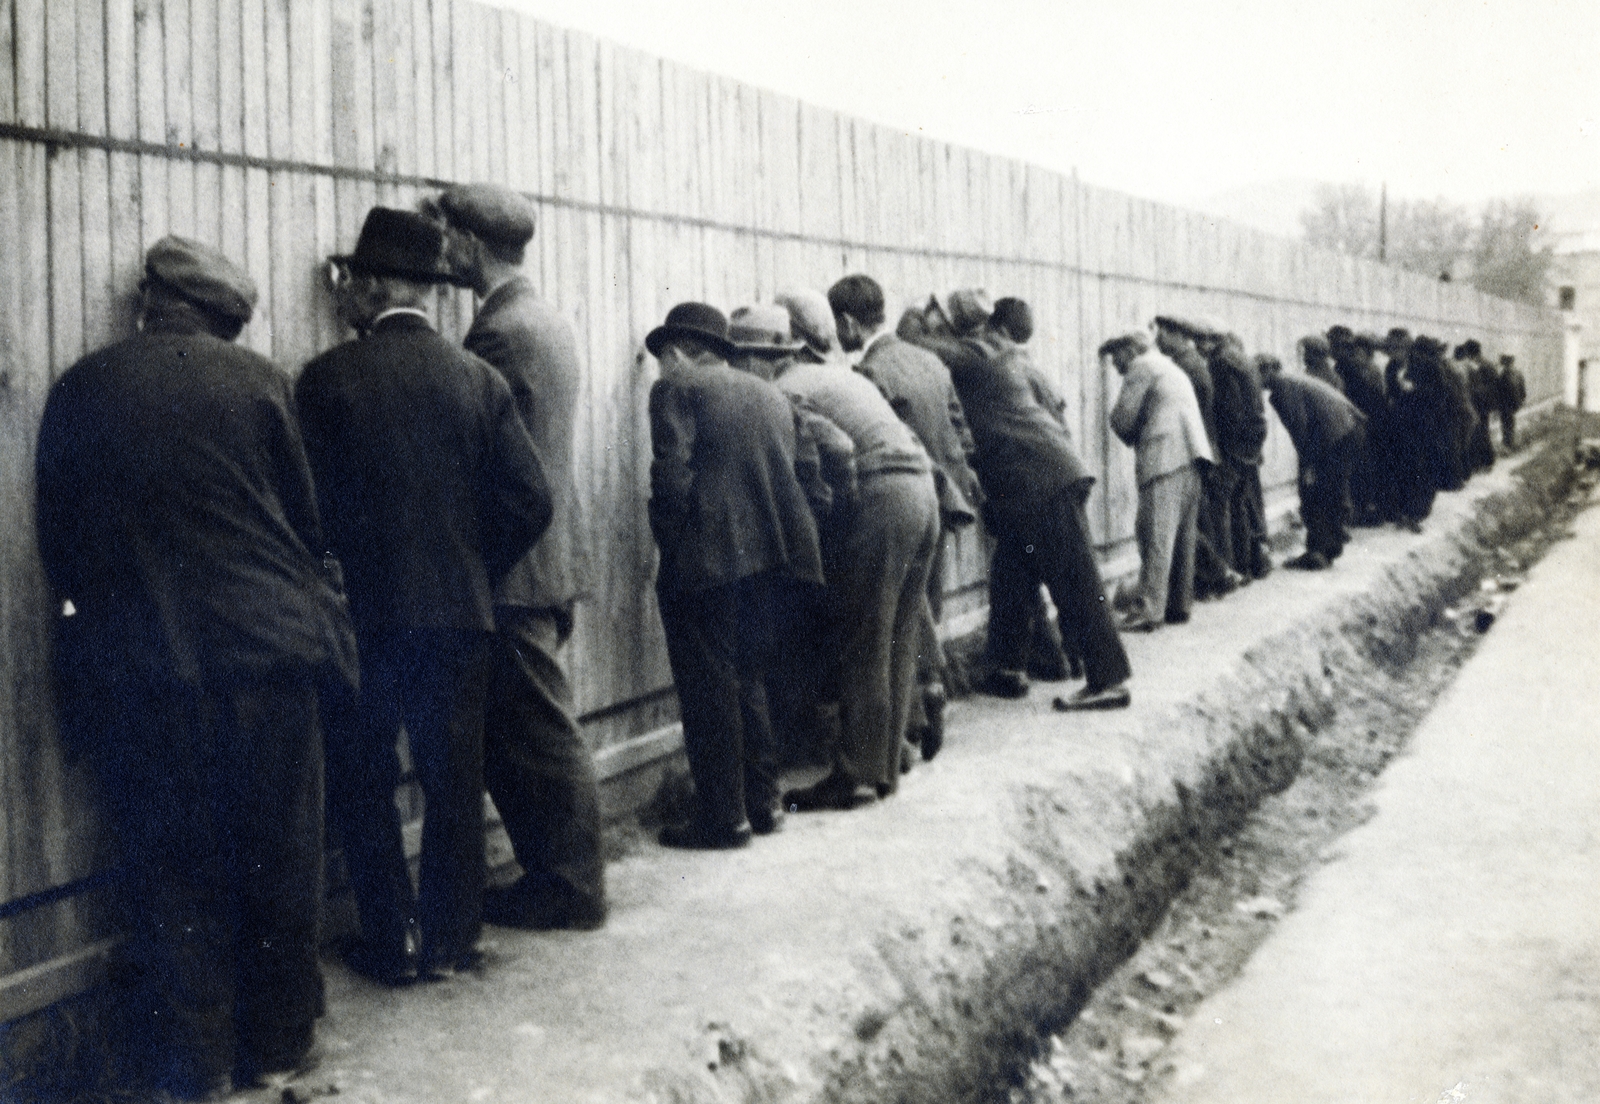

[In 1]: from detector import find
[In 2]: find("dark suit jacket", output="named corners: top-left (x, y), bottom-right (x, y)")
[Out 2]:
top-left (1169, 345), bottom-right (1221, 455)
top-left (856, 333), bottom-right (981, 526)
top-left (1207, 342), bottom-right (1269, 467)
top-left (36, 318), bottom-right (359, 700)
top-left (898, 317), bottom-right (1091, 527)
top-left (1267, 372), bottom-right (1365, 462)
top-left (464, 276), bottom-right (582, 612)
top-left (296, 312), bottom-right (551, 633)
top-left (648, 358), bottom-right (824, 596)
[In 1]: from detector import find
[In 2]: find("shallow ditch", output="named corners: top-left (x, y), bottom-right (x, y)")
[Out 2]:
top-left (1013, 459), bottom-right (1596, 1104)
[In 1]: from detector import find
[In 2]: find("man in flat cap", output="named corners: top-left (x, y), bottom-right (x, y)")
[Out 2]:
top-left (1298, 333), bottom-right (1345, 394)
top-left (901, 290), bottom-right (1131, 711)
top-left (298, 208), bottom-right (551, 982)
top-left (1329, 329), bottom-right (1391, 526)
top-left (647, 303), bottom-right (825, 844)
top-left (1105, 330), bottom-right (1214, 628)
top-left (37, 236), bottom-right (359, 1098)
top-left (830, 273), bottom-right (980, 759)
top-left (429, 183), bottom-right (606, 932)
top-left (1194, 327), bottom-right (1272, 579)
top-left (1455, 339), bottom-right (1498, 474)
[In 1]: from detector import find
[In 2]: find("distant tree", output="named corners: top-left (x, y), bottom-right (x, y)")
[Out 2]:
top-left (1301, 184), bottom-right (1549, 306)
top-left (1299, 183), bottom-right (1379, 258)
top-left (1469, 198), bottom-right (1553, 306)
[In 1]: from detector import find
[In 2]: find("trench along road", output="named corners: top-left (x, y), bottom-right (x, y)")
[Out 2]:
top-left (1144, 494), bottom-right (1600, 1104)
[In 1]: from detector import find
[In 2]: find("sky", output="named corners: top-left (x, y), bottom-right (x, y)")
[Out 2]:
top-left (494, 0), bottom-right (1600, 212)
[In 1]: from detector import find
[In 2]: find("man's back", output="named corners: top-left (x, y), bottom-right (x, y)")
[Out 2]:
top-left (37, 323), bottom-right (351, 684)
top-left (465, 276), bottom-right (581, 610)
top-left (648, 359), bottom-right (823, 595)
top-left (856, 333), bottom-right (979, 517)
top-left (296, 313), bottom-right (550, 632)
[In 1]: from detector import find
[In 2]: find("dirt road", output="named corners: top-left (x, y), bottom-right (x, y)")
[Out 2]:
top-left (1146, 496), bottom-right (1600, 1103)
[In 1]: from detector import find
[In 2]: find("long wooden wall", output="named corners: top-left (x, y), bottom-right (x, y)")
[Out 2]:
top-left (0, 0), bottom-right (1563, 1010)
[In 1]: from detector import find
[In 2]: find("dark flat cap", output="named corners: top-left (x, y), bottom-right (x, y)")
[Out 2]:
top-left (1326, 325), bottom-right (1355, 344)
top-left (948, 288), bottom-right (995, 333)
top-left (332, 207), bottom-right (452, 283)
top-left (437, 183), bottom-right (536, 248)
top-left (1152, 315), bottom-right (1213, 339)
top-left (145, 235), bottom-right (258, 323)
top-left (646, 302), bottom-right (736, 360)
top-left (1301, 333), bottom-right (1331, 354)
top-left (1382, 327), bottom-right (1412, 351)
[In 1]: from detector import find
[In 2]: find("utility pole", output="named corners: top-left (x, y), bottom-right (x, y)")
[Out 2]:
top-left (1379, 182), bottom-right (1388, 263)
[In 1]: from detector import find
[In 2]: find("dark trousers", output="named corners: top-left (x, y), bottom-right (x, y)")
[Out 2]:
top-left (986, 539), bottom-right (1074, 672)
top-left (1193, 462), bottom-right (1235, 589)
top-left (1301, 430), bottom-right (1360, 559)
top-left (325, 627), bottom-right (490, 965)
top-left (1499, 408), bottom-right (1518, 450)
top-left (484, 606), bottom-right (604, 911)
top-left (827, 471), bottom-right (940, 792)
top-left (89, 667), bottom-right (324, 1095)
top-left (1224, 461), bottom-right (1271, 574)
top-left (657, 574), bottom-right (784, 831)
top-left (987, 484), bottom-right (1132, 693)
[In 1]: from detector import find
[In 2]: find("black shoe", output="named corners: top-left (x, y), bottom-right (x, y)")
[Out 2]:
top-left (920, 685), bottom-right (946, 761)
top-left (1052, 684), bottom-right (1132, 711)
top-left (420, 945), bottom-right (488, 981)
top-left (341, 940), bottom-right (419, 987)
top-left (783, 771), bottom-right (871, 812)
top-left (1026, 652), bottom-right (1070, 681)
top-left (659, 819), bottom-right (752, 849)
top-left (748, 803), bottom-right (784, 836)
top-left (483, 879), bottom-right (607, 931)
top-left (1116, 613), bottom-right (1160, 633)
top-left (977, 668), bottom-right (1030, 699)
top-left (1284, 551), bottom-right (1331, 570)
top-left (234, 1037), bottom-right (319, 1088)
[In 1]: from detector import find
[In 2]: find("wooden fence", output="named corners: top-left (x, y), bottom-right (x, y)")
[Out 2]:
top-left (0, 0), bottom-right (1563, 1016)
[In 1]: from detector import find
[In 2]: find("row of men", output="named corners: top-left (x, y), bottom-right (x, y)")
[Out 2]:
top-left (32, 178), bottom-right (1529, 1100)
top-left (1093, 318), bottom-right (1524, 645)
top-left (36, 190), bottom-right (605, 1100)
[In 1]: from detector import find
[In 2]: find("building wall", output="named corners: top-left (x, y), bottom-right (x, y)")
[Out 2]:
top-left (0, 0), bottom-right (1564, 1015)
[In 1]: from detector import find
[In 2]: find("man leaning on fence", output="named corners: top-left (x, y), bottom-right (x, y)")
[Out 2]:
top-left (36, 236), bottom-right (359, 1101)
top-left (297, 208), bottom-right (551, 984)
top-left (428, 183), bottom-right (607, 932)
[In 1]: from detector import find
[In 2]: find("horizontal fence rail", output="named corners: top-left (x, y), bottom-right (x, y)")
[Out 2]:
top-left (0, 0), bottom-right (1563, 1014)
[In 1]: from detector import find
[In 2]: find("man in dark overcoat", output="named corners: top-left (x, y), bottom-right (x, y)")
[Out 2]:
top-left (647, 303), bottom-right (826, 845)
top-left (297, 208), bottom-right (551, 981)
top-left (1257, 355), bottom-right (1366, 569)
top-left (901, 290), bottom-right (1131, 711)
top-left (36, 237), bottom-right (359, 1098)
top-left (1456, 339), bottom-right (1499, 473)
top-left (1495, 354), bottom-right (1527, 450)
top-left (430, 183), bottom-right (605, 932)
top-left (832, 273), bottom-right (980, 758)
top-left (1329, 328), bottom-right (1391, 526)
top-left (1153, 317), bottom-right (1243, 597)
top-left (1198, 327), bottom-right (1272, 578)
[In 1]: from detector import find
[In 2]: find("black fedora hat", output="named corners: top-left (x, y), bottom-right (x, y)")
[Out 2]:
top-left (331, 207), bottom-right (453, 283)
top-left (646, 302), bottom-right (736, 359)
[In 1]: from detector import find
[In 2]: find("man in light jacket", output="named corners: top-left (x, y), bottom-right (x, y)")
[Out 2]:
top-left (1105, 330), bottom-right (1214, 631)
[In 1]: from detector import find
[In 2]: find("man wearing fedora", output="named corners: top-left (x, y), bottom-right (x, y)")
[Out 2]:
top-left (297, 207), bottom-right (551, 981)
top-left (647, 302), bottom-right (825, 847)
top-left (428, 183), bottom-right (606, 932)
top-left (36, 236), bottom-right (359, 1098)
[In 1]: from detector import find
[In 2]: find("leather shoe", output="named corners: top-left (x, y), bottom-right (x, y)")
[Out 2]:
top-left (1284, 551), bottom-right (1331, 570)
top-left (483, 879), bottom-right (607, 931)
top-left (1052, 683), bottom-right (1132, 711)
top-left (977, 668), bottom-right (1030, 699)
top-left (659, 819), bottom-right (752, 849)
top-left (1116, 614), bottom-right (1160, 633)
top-left (783, 771), bottom-right (870, 812)
top-left (748, 803), bottom-right (784, 836)
top-left (341, 940), bottom-right (419, 987)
